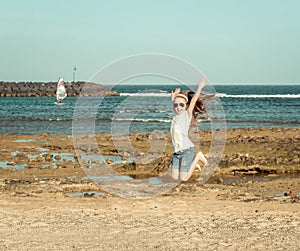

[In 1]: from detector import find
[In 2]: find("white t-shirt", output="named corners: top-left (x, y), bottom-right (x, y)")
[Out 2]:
top-left (170, 110), bottom-right (194, 152)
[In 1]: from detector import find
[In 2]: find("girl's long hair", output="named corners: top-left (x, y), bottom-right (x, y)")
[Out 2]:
top-left (181, 91), bottom-right (215, 127)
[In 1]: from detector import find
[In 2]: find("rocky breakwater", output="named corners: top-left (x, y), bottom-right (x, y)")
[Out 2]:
top-left (0, 81), bottom-right (119, 97)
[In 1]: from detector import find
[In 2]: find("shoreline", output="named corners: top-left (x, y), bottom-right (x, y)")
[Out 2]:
top-left (1, 128), bottom-right (299, 197)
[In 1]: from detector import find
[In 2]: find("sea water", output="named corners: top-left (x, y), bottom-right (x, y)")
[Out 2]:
top-left (0, 84), bottom-right (299, 135)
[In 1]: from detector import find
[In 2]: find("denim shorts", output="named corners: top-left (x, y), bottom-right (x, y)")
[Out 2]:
top-left (172, 147), bottom-right (194, 172)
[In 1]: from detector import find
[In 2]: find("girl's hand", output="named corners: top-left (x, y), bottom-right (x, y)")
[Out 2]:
top-left (171, 88), bottom-right (181, 99)
top-left (187, 77), bottom-right (206, 116)
top-left (198, 76), bottom-right (206, 89)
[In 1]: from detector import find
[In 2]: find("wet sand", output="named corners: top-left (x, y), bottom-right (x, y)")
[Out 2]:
top-left (0, 128), bottom-right (299, 250)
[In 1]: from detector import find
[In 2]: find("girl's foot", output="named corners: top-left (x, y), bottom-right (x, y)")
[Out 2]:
top-left (195, 164), bottom-right (202, 172)
top-left (197, 151), bottom-right (207, 166)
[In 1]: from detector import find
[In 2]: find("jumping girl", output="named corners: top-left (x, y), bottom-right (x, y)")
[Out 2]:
top-left (170, 77), bottom-right (208, 181)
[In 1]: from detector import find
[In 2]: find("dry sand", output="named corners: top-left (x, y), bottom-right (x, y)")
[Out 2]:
top-left (1, 193), bottom-right (299, 250)
top-left (0, 128), bottom-right (299, 250)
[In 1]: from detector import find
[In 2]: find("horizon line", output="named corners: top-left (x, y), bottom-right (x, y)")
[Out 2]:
top-left (1, 80), bottom-right (300, 85)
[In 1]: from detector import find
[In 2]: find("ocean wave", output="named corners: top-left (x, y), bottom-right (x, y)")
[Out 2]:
top-left (225, 119), bottom-right (300, 124)
top-left (112, 118), bottom-right (171, 123)
top-left (116, 109), bottom-right (168, 114)
top-left (216, 93), bottom-right (300, 98)
top-left (120, 93), bottom-right (170, 97)
top-left (121, 92), bottom-right (300, 98)
top-left (111, 118), bottom-right (211, 123)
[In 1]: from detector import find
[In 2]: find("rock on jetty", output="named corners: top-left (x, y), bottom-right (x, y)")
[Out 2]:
top-left (0, 81), bottom-right (119, 97)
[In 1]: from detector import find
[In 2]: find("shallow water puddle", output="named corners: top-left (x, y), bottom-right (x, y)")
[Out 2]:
top-left (81, 175), bottom-right (133, 181)
top-left (6, 150), bottom-right (132, 170)
top-left (80, 175), bottom-right (162, 185)
top-left (51, 152), bottom-right (77, 162)
top-left (27, 154), bottom-right (40, 159)
top-left (12, 139), bottom-right (48, 143)
top-left (273, 191), bottom-right (291, 197)
top-left (0, 161), bottom-right (27, 169)
top-left (32, 152), bottom-right (76, 163)
top-left (40, 153), bottom-right (76, 168)
top-left (11, 151), bottom-right (25, 156)
top-left (81, 155), bottom-right (128, 164)
top-left (148, 177), bottom-right (162, 185)
top-left (66, 191), bottom-right (105, 197)
top-left (8, 151), bottom-right (77, 169)
top-left (41, 163), bottom-right (57, 168)
top-left (36, 147), bottom-right (49, 152)
top-left (11, 147), bottom-right (49, 157)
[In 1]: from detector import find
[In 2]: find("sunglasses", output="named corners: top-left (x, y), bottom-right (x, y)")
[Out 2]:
top-left (173, 102), bottom-right (186, 108)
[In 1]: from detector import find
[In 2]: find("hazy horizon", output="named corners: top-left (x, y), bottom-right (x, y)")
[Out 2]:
top-left (1, 80), bottom-right (299, 86)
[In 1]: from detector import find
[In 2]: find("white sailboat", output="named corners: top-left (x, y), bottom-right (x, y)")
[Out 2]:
top-left (54, 77), bottom-right (67, 105)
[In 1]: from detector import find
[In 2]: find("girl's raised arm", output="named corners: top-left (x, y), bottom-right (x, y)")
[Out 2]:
top-left (171, 88), bottom-right (181, 101)
top-left (188, 77), bottom-right (206, 116)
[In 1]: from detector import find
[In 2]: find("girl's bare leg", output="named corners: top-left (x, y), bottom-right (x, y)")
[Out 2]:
top-left (197, 151), bottom-right (208, 166)
top-left (171, 168), bottom-right (179, 180)
top-left (180, 151), bottom-right (207, 181)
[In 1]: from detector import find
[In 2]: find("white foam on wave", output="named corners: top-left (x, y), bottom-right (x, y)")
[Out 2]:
top-left (216, 93), bottom-right (300, 98)
top-left (112, 117), bottom-right (211, 123)
top-left (116, 109), bottom-right (167, 114)
top-left (112, 118), bottom-right (171, 123)
top-left (120, 93), bottom-right (170, 97)
top-left (121, 92), bottom-right (300, 98)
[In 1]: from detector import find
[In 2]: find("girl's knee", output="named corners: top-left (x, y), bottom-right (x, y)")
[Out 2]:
top-left (180, 175), bottom-right (189, 182)
top-left (179, 172), bottom-right (189, 181)
top-left (171, 170), bottom-right (179, 180)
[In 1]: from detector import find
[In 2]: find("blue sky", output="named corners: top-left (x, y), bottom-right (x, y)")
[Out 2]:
top-left (1, 0), bottom-right (299, 84)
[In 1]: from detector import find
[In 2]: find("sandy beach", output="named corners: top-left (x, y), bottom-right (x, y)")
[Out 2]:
top-left (2, 0), bottom-right (300, 249)
top-left (0, 128), bottom-right (300, 250)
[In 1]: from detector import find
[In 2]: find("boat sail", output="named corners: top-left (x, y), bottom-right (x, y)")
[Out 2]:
top-left (55, 77), bottom-right (67, 105)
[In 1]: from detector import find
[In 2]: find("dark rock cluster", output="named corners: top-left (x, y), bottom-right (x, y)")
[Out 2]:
top-left (219, 133), bottom-right (300, 174)
top-left (0, 81), bottom-right (119, 97)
